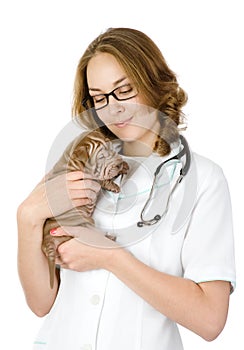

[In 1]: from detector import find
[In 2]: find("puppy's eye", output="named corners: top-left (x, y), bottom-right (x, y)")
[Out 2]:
top-left (97, 153), bottom-right (105, 159)
top-left (97, 150), bottom-right (109, 159)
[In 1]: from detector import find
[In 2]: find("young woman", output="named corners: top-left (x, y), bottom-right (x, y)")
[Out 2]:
top-left (17, 28), bottom-right (235, 350)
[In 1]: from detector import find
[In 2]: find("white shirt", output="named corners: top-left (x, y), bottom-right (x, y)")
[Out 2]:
top-left (33, 144), bottom-right (236, 350)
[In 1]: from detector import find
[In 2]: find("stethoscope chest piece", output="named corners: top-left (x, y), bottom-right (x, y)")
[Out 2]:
top-left (137, 214), bottom-right (161, 227)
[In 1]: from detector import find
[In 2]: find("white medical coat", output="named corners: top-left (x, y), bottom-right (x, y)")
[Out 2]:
top-left (33, 145), bottom-right (236, 350)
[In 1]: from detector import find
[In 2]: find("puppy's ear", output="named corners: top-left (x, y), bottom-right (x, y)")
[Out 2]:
top-left (68, 143), bottom-right (89, 171)
top-left (49, 140), bottom-right (82, 177)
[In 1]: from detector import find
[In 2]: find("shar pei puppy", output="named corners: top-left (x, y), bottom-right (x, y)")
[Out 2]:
top-left (42, 129), bottom-right (129, 288)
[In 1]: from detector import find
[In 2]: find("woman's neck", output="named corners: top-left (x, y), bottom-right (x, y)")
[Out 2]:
top-left (122, 140), bottom-right (153, 157)
top-left (122, 120), bottom-right (160, 157)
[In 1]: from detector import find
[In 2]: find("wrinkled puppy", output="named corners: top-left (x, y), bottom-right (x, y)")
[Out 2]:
top-left (42, 130), bottom-right (129, 288)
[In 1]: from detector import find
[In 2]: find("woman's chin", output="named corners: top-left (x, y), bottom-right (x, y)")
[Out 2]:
top-left (109, 124), bottom-right (145, 142)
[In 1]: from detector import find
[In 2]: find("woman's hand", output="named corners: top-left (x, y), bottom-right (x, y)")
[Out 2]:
top-left (19, 171), bottom-right (101, 226)
top-left (50, 226), bottom-right (119, 272)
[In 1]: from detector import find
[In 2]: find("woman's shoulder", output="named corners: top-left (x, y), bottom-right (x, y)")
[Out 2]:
top-left (191, 151), bottom-right (228, 190)
top-left (192, 151), bottom-right (223, 172)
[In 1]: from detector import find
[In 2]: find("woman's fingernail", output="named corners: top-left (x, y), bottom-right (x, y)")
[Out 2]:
top-left (50, 228), bottom-right (58, 235)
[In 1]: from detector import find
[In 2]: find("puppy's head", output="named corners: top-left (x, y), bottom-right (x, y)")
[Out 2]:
top-left (68, 130), bottom-right (127, 180)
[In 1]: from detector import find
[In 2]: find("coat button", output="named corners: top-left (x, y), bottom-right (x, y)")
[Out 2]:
top-left (90, 294), bottom-right (100, 305)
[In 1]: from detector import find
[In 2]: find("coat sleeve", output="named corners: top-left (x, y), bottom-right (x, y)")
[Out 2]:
top-left (181, 157), bottom-right (236, 292)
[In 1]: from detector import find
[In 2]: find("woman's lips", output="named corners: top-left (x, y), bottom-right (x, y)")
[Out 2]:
top-left (114, 117), bottom-right (133, 128)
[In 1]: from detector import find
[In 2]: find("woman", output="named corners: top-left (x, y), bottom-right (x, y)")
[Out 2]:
top-left (17, 28), bottom-right (235, 350)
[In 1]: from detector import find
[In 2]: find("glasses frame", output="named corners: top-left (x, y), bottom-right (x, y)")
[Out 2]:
top-left (82, 84), bottom-right (138, 111)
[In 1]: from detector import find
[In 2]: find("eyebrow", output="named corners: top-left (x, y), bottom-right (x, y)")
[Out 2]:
top-left (89, 76), bottom-right (127, 92)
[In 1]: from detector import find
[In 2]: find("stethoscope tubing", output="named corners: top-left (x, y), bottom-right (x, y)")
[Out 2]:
top-left (137, 135), bottom-right (191, 227)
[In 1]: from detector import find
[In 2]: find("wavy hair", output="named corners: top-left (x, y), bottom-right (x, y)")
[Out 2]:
top-left (72, 27), bottom-right (188, 155)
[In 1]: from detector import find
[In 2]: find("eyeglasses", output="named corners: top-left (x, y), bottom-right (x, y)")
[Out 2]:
top-left (82, 83), bottom-right (138, 111)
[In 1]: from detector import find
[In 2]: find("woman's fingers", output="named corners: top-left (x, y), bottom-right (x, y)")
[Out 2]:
top-left (69, 189), bottom-right (97, 201)
top-left (65, 170), bottom-right (93, 181)
top-left (52, 226), bottom-right (118, 248)
top-left (68, 179), bottom-right (101, 192)
top-left (66, 171), bottom-right (101, 198)
top-left (66, 172), bottom-right (101, 202)
top-left (45, 171), bottom-right (101, 217)
top-left (19, 171), bottom-right (100, 225)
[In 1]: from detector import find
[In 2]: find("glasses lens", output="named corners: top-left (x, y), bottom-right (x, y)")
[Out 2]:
top-left (93, 95), bottom-right (107, 110)
top-left (113, 84), bottom-right (138, 101)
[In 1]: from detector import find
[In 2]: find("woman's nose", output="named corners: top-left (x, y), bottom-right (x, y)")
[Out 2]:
top-left (107, 95), bottom-right (125, 114)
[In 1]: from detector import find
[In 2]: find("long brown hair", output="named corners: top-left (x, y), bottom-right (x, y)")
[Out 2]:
top-left (72, 27), bottom-right (188, 155)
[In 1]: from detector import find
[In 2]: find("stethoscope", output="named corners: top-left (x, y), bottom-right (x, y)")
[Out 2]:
top-left (137, 135), bottom-right (191, 227)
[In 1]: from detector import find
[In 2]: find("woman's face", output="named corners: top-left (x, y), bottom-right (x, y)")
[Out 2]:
top-left (86, 52), bottom-right (160, 156)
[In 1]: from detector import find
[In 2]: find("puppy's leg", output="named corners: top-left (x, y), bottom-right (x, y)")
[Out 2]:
top-left (101, 180), bottom-right (120, 193)
top-left (42, 219), bottom-right (72, 288)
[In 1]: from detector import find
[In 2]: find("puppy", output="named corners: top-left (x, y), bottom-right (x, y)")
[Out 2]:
top-left (42, 129), bottom-right (129, 288)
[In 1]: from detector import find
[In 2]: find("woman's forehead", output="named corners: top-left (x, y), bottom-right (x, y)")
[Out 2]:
top-left (87, 52), bottom-right (128, 92)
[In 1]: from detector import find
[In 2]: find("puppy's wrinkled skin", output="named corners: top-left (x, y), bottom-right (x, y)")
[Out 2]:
top-left (42, 130), bottom-right (129, 288)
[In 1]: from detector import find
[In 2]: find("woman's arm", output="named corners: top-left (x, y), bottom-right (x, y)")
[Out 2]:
top-left (17, 172), bottom-right (101, 316)
top-left (17, 203), bottom-right (59, 317)
top-left (107, 248), bottom-right (230, 342)
top-left (53, 227), bottom-right (231, 341)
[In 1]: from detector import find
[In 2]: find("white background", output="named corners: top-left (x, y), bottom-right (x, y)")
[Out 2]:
top-left (0, 0), bottom-right (243, 349)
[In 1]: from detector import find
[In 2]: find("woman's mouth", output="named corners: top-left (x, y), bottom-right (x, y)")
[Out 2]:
top-left (114, 117), bottom-right (133, 128)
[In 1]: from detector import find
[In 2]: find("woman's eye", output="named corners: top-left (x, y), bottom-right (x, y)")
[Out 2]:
top-left (118, 86), bottom-right (133, 95)
top-left (93, 96), bottom-right (106, 104)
